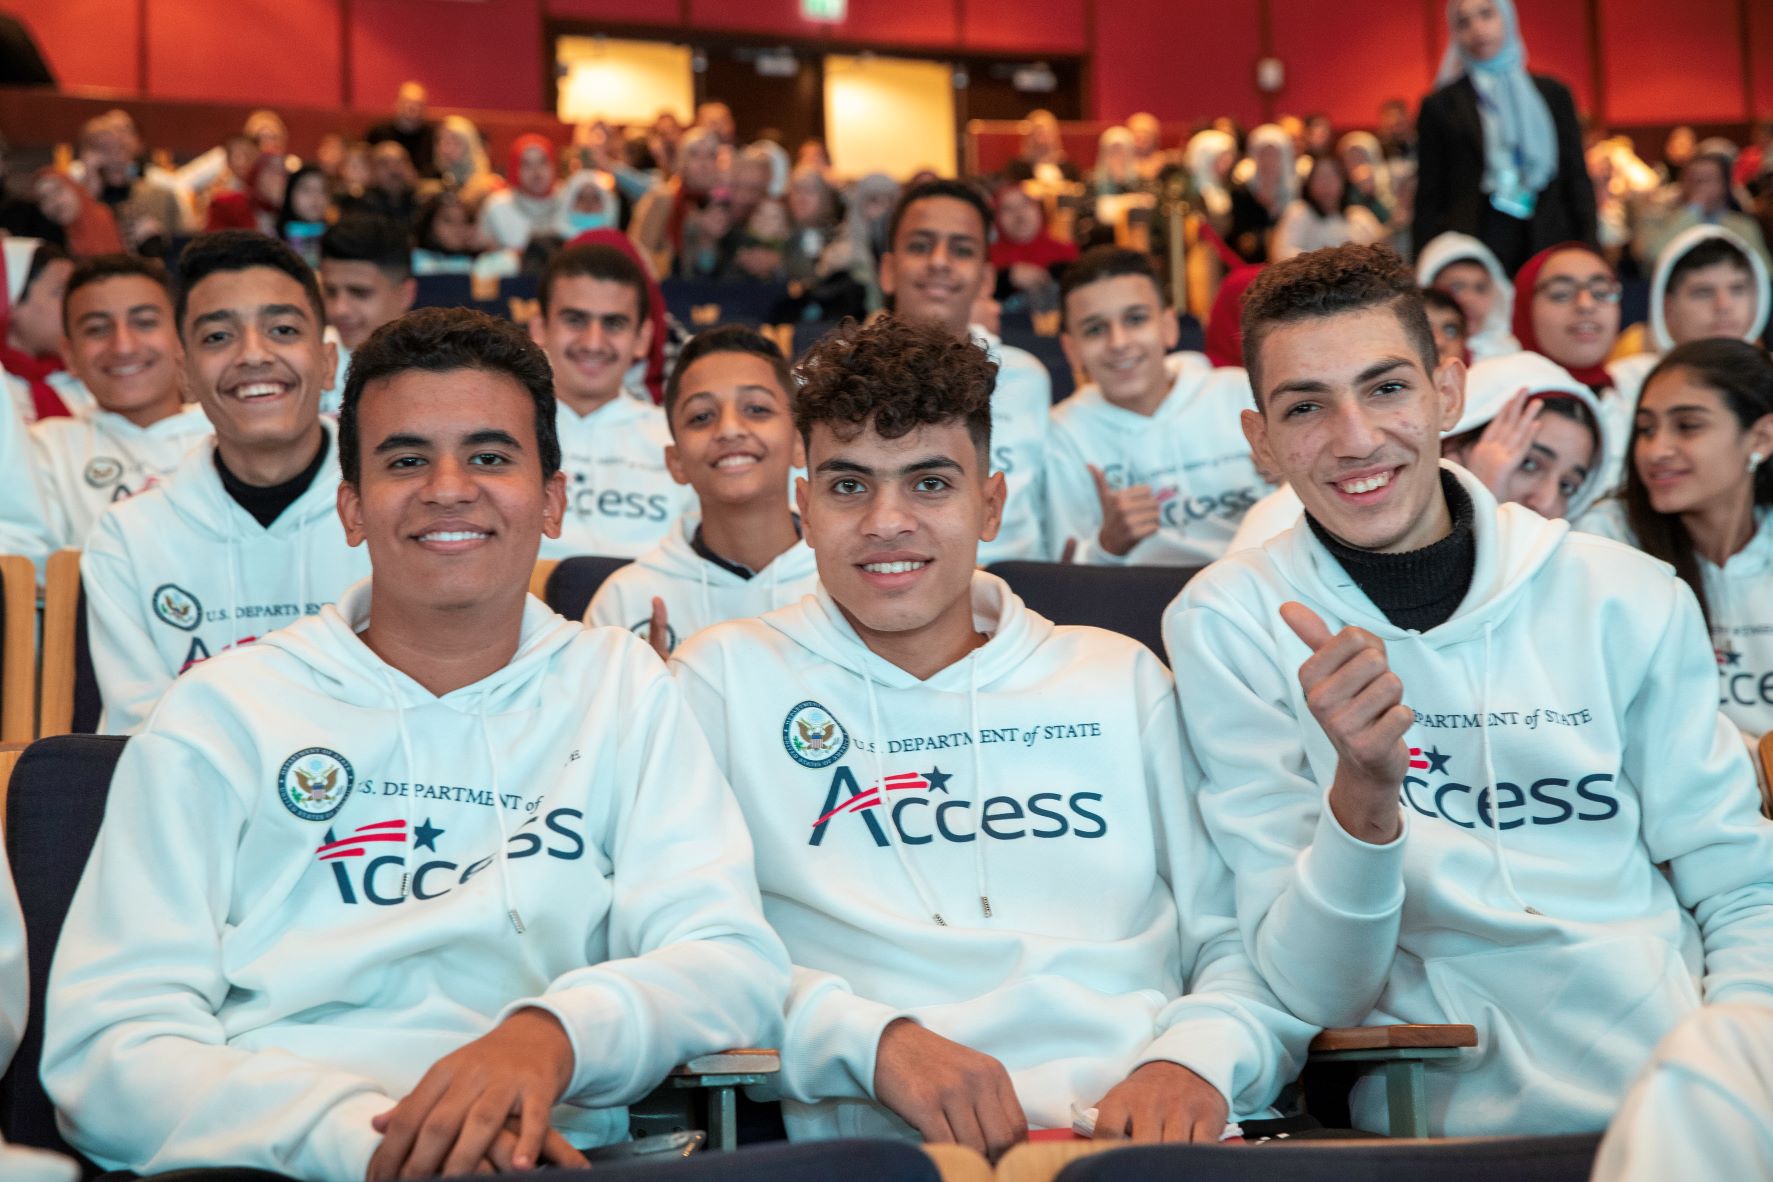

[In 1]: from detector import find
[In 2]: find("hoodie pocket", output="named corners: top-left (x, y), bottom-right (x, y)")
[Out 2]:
top-left (1417, 935), bottom-right (1700, 1133)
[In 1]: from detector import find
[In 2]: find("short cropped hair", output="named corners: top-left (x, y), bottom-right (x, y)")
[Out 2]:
top-left (1059, 246), bottom-right (1163, 329)
top-left (1666, 236), bottom-right (1753, 294)
top-left (792, 315), bottom-right (995, 461)
top-left (886, 178), bottom-right (994, 252)
top-left (664, 325), bottom-right (794, 427)
top-left (1240, 243), bottom-right (1437, 402)
top-left (337, 306), bottom-right (561, 486)
top-left (61, 254), bottom-right (172, 334)
top-left (537, 242), bottom-right (648, 322)
top-left (174, 230), bottom-right (326, 334)
top-left (320, 214), bottom-right (414, 282)
top-left (1420, 286), bottom-right (1467, 331)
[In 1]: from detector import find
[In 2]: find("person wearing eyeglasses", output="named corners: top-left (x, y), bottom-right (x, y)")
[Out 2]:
top-left (1511, 242), bottom-right (1640, 495)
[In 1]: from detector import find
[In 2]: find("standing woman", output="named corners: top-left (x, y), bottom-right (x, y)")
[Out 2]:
top-left (1414, 0), bottom-right (1594, 274)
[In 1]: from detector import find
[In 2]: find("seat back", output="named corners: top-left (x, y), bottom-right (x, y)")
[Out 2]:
top-left (545, 556), bottom-right (633, 623)
top-left (1052, 1135), bottom-right (1603, 1182)
top-left (986, 562), bottom-right (1199, 663)
top-left (0, 735), bottom-right (127, 1156)
top-left (0, 555), bottom-right (34, 743)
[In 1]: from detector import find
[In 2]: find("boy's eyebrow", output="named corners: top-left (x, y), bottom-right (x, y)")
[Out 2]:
top-left (814, 455), bottom-right (966, 476)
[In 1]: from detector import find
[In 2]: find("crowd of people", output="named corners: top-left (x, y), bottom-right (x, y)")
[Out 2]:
top-left (1, 0), bottom-right (1772, 1179)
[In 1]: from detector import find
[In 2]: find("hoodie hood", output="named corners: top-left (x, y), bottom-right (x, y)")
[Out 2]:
top-left (1645, 223), bottom-right (1771, 354)
top-left (633, 514), bottom-right (818, 588)
top-left (1454, 351), bottom-right (1615, 518)
top-left (1417, 232), bottom-right (1521, 361)
top-left (162, 424), bottom-right (343, 538)
top-left (1275, 461), bottom-right (1568, 645)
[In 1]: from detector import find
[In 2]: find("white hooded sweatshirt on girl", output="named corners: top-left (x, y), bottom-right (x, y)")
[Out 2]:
top-left (43, 581), bottom-right (789, 1181)
top-left (1166, 463), bottom-right (1773, 1136)
top-left (81, 427), bottom-right (373, 734)
top-left (586, 515), bottom-right (818, 653)
top-left (1044, 359), bottom-right (1272, 566)
top-left (1416, 233), bottom-right (1522, 362)
top-left (671, 572), bottom-right (1316, 1141)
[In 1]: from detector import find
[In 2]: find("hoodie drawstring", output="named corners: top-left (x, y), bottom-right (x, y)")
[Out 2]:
top-left (862, 669), bottom-right (949, 927)
top-left (385, 673), bottom-right (419, 901)
top-left (966, 658), bottom-right (992, 919)
top-left (1477, 621), bottom-right (1537, 915)
top-left (478, 696), bottom-right (526, 935)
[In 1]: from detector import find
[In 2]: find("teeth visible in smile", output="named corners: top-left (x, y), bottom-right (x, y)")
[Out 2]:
top-left (714, 455), bottom-right (759, 469)
top-left (107, 362), bottom-right (150, 376)
top-left (1339, 471), bottom-right (1392, 495)
top-left (236, 382), bottom-right (284, 399)
top-left (419, 530), bottom-right (488, 542)
top-left (863, 560), bottom-right (927, 574)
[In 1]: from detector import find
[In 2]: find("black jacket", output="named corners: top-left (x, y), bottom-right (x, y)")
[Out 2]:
top-left (1412, 73), bottom-right (1595, 260)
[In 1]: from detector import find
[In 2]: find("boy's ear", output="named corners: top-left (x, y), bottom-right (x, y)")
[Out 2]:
top-left (663, 441), bottom-right (690, 487)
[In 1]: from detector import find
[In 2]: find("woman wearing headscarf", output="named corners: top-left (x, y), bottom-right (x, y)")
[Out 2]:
top-left (1180, 129), bottom-right (1237, 238)
top-left (203, 154), bottom-right (284, 235)
top-left (1416, 230), bottom-right (1521, 360)
top-left (1228, 123), bottom-right (1295, 263)
top-left (433, 115), bottom-right (502, 208)
top-left (477, 133), bottom-right (561, 252)
top-left (1414, 0), bottom-right (1594, 274)
top-left (989, 181), bottom-right (1077, 309)
top-left (30, 170), bottom-right (123, 258)
top-left (1337, 131), bottom-right (1397, 226)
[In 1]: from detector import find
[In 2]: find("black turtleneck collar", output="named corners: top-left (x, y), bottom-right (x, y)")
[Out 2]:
top-left (1305, 469), bottom-right (1476, 632)
top-left (215, 432), bottom-right (329, 529)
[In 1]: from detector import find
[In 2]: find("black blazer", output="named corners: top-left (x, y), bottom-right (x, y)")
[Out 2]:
top-left (1412, 73), bottom-right (1596, 260)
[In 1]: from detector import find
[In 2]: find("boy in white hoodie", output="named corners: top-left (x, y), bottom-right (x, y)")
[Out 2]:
top-left (32, 254), bottom-right (210, 548)
top-left (672, 315), bottom-right (1313, 1158)
top-left (82, 231), bottom-right (373, 734)
top-left (1165, 243), bottom-right (1773, 1137)
top-left (43, 306), bottom-right (789, 1182)
top-left (1044, 247), bottom-right (1270, 565)
top-left (587, 325), bottom-right (816, 654)
top-left (319, 214), bottom-right (417, 415)
top-left (0, 395), bottom-right (54, 570)
top-left (881, 179), bottom-right (1050, 563)
top-left (532, 241), bottom-right (691, 560)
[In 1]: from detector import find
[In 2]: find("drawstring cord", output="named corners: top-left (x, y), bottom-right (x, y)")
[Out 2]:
top-left (863, 669), bottom-right (948, 926)
top-left (478, 695), bottom-right (525, 935)
top-left (967, 657), bottom-right (992, 919)
top-left (1478, 622), bottom-right (1537, 915)
top-left (384, 671), bottom-right (418, 900)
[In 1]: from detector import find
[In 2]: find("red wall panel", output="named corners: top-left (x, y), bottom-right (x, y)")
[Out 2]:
top-left (145, 0), bottom-right (342, 106)
top-left (1268, 0), bottom-right (1435, 128)
top-left (1748, 0), bottom-right (1773, 119)
top-left (11, 0), bottom-right (139, 91)
top-left (1091, 0), bottom-right (1262, 127)
top-left (840, 0), bottom-right (960, 49)
top-left (1599, 0), bottom-right (1745, 124)
top-left (546, 0), bottom-right (682, 26)
top-left (684, 0), bottom-right (816, 39)
top-left (351, 0), bottom-right (543, 111)
top-left (963, 0), bottom-right (1086, 55)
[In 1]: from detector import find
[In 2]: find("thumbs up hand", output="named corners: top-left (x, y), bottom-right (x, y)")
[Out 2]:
top-left (647, 597), bottom-right (672, 662)
top-left (1279, 601), bottom-right (1411, 844)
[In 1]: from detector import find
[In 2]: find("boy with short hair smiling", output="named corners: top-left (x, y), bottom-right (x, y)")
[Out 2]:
top-left (586, 325), bottom-right (815, 654)
top-left (1044, 247), bottom-right (1271, 565)
top-left (672, 314), bottom-right (1311, 1156)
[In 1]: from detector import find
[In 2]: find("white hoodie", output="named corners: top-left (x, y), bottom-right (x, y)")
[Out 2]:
top-left (544, 395), bottom-right (693, 561)
top-left (1415, 233), bottom-right (1521, 362)
top-left (1165, 464), bottom-right (1773, 1136)
top-left (81, 427), bottom-right (373, 734)
top-left (0, 385), bottom-right (54, 569)
top-left (29, 404), bottom-right (211, 548)
top-left (1644, 224), bottom-right (1771, 356)
top-left (670, 572), bottom-right (1315, 1141)
top-left (586, 515), bottom-right (818, 653)
top-left (975, 328), bottom-right (1052, 564)
top-left (42, 580), bottom-right (790, 1180)
top-left (1045, 359), bottom-right (1271, 566)
top-left (1576, 502), bottom-right (1773, 741)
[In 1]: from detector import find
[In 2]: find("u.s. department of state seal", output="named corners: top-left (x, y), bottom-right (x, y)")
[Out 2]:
top-left (783, 700), bottom-right (849, 768)
top-left (278, 748), bottom-right (355, 821)
top-left (151, 583), bottom-right (202, 631)
top-left (84, 456), bottom-right (124, 487)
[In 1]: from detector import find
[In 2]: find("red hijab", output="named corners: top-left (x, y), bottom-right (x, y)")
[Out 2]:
top-left (0, 239), bottom-right (73, 420)
top-left (1511, 242), bottom-right (1617, 388)
top-left (1204, 265), bottom-right (1264, 368)
top-left (508, 134), bottom-right (558, 198)
top-left (567, 228), bottom-right (668, 405)
top-left (989, 184), bottom-right (1077, 271)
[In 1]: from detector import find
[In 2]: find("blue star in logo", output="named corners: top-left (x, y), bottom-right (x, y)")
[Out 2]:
top-left (413, 818), bottom-right (444, 852)
top-left (1424, 747), bottom-right (1452, 775)
top-left (1720, 646), bottom-right (1744, 667)
top-left (923, 766), bottom-right (953, 794)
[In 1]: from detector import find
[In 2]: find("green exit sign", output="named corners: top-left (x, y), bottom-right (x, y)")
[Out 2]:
top-left (802, 0), bottom-right (845, 21)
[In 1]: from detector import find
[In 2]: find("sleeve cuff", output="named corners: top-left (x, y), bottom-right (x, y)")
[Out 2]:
top-left (782, 986), bottom-right (911, 1103)
top-left (1135, 1010), bottom-right (1253, 1116)
top-left (500, 985), bottom-right (633, 1102)
top-left (1298, 797), bottom-right (1407, 919)
top-left (312, 1088), bottom-right (397, 1182)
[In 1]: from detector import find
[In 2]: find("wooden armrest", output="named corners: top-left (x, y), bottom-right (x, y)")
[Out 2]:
top-left (669, 1048), bottom-right (781, 1078)
top-left (1309, 1024), bottom-right (1477, 1053)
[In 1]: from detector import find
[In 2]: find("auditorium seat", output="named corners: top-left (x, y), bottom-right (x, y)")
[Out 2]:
top-left (533, 556), bottom-right (631, 622)
top-left (36, 551), bottom-right (100, 738)
top-left (0, 555), bottom-right (34, 743)
top-left (1050, 1134), bottom-right (1602, 1182)
top-left (986, 561), bottom-right (1199, 663)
